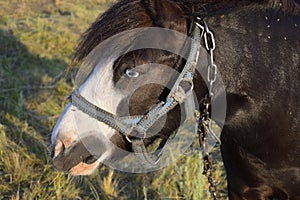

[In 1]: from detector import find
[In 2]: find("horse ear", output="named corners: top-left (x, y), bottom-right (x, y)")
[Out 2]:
top-left (143, 0), bottom-right (187, 32)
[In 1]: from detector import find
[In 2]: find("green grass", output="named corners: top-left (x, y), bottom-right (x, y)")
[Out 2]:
top-left (0, 1), bottom-right (227, 199)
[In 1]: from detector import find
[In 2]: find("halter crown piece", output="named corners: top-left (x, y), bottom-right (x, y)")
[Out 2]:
top-left (69, 19), bottom-right (217, 166)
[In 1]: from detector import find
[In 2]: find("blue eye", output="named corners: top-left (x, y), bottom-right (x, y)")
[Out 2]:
top-left (125, 68), bottom-right (140, 78)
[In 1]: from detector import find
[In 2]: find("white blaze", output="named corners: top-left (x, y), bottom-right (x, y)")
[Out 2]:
top-left (51, 58), bottom-right (123, 167)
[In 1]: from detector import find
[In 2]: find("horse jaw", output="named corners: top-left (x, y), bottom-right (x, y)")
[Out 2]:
top-left (51, 59), bottom-right (124, 175)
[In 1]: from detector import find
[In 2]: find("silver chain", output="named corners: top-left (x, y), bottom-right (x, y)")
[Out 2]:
top-left (196, 18), bottom-right (220, 144)
top-left (196, 17), bottom-right (217, 101)
top-left (196, 18), bottom-right (220, 200)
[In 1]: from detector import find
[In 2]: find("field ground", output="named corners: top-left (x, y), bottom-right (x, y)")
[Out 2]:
top-left (0, 0), bottom-right (227, 199)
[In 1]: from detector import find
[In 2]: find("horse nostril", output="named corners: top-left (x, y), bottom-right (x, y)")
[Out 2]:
top-left (51, 140), bottom-right (66, 159)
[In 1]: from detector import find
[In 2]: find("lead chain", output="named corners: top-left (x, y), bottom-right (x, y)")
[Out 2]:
top-left (196, 18), bottom-right (219, 200)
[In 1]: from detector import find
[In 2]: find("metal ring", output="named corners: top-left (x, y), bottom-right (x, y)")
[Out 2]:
top-left (125, 130), bottom-right (147, 143)
top-left (125, 136), bottom-right (132, 143)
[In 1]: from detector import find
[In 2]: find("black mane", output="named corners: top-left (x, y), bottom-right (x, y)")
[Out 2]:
top-left (73, 0), bottom-right (151, 62)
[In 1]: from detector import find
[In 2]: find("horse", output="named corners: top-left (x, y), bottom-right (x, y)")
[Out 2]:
top-left (50, 0), bottom-right (300, 199)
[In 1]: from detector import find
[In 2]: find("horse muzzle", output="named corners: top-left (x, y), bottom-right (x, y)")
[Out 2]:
top-left (51, 135), bottom-right (104, 172)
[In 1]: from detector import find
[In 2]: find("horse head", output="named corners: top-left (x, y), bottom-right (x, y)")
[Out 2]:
top-left (50, 0), bottom-right (215, 175)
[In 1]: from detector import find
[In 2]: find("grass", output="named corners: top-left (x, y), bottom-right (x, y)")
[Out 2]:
top-left (0, 0), bottom-right (227, 199)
